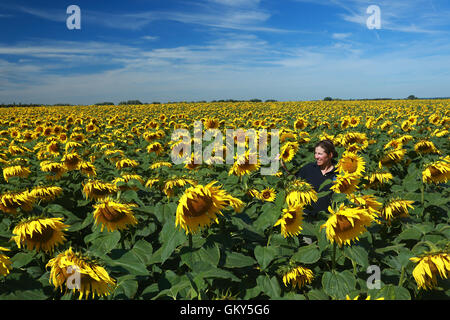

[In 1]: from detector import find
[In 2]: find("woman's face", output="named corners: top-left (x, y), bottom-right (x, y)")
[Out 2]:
top-left (314, 146), bottom-right (333, 166)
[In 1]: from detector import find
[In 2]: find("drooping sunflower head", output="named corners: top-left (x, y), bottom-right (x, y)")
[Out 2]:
top-left (147, 142), bottom-right (164, 155)
top-left (0, 247), bottom-right (12, 277)
top-left (30, 185), bottom-right (63, 202)
top-left (175, 181), bottom-right (243, 234)
top-left (410, 252), bottom-right (450, 290)
top-left (46, 247), bottom-right (116, 299)
top-left (274, 204), bottom-right (304, 238)
top-left (422, 157), bottom-right (450, 184)
top-left (92, 198), bottom-right (138, 232)
top-left (336, 151), bottom-right (365, 177)
top-left (364, 171), bottom-right (393, 189)
top-left (61, 152), bottom-right (83, 170)
top-left (330, 173), bottom-right (360, 195)
top-left (414, 140), bottom-right (441, 155)
top-left (348, 194), bottom-right (382, 220)
top-left (320, 203), bottom-right (374, 247)
top-left (79, 161), bottom-right (97, 177)
top-left (115, 158), bottom-right (139, 170)
top-left (228, 151), bottom-right (260, 177)
top-left (378, 149), bottom-right (406, 168)
top-left (3, 165), bottom-right (31, 182)
top-left (163, 177), bottom-right (197, 198)
top-left (82, 180), bottom-right (118, 201)
top-left (282, 265), bottom-right (314, 289)
top-left (12, 217), bottom-right (69, 253)
top-left (381, 198), bottom-right (414, 223)
top-left (286, 180), bottom-right (318, 206)
top-left (0, 190), bottom-right (36, 214)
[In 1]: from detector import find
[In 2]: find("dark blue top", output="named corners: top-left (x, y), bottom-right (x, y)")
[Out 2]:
top-left (295, 162), bottom-right (337, 216)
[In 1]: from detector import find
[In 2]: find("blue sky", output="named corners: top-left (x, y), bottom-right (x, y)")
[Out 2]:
top-left (0, 0), bottom-right (449, 104)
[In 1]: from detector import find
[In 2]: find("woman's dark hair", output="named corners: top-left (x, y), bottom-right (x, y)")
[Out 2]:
top-left (314, 139), bottom-right (338, 160)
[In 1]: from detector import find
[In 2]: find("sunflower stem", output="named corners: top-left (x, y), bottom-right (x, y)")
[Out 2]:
top-left (398, 266), bottom-right (405, 287)
top-left (331, 242), bottom-right (337, 271)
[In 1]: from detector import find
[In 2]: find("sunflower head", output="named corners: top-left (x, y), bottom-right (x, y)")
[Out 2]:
top-left (274, 204), bottom-right (304, 238)
top-left (410, 252), bottom-right (450, 290)
top-left (0, 247), bottom-right (12, 277)
top-left (282, 265), bottom-right (314, 289)
top-left (175, 181), bottom-right (243, 234)
top-left (12, 217), bottom-right (69, 253)
top-left (330, 173), bottom-right (360, 194)
top-left (336, 151), bottom-right (365, 177)
top-left (92, 198), bottom-right (138, 232)
top-left (286, 180), bottom-right (318, 206)
top-left (422, 157), bottom-right (450, 184)
top-left (381, 198), bottom-right (414, 223)
top-left (320, 203), bottom-right (374, 247)
top-left (46, 247), bottom-right (116, 299)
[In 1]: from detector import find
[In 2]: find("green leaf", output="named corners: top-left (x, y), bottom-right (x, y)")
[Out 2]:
top-left (292, 244), bottom-right (321, 264)
top-left (86, 230), bottom-right (121, 256)
top-left (158, 220), bottom-right (186, 264)
top-left (254, 245), bottom-right (277, 270)
top-left (322, 270), bottom-right (356, 299)
top-left (256, 275), bottom-right (281, 298)
top-left (306, 289), bottom-right (330, 300)
top-left (253, 203), bottom-right (279, 231)
top-left (11, 252), bottom-right (35, 268)
top-left (114, 276), bottom-right (139, 299)
top-left (370, 284), bottom-right (411, 300)
top-left (106, 250), bottom-right (149, 276)
top-left (131, 239), bottom-right (153, 266)
top-left (395, 227), bottom-right (422, 242)
top-left (224, 251), bottom-right (256, 268)
top-left (343, 245), bottom-right (369, 269)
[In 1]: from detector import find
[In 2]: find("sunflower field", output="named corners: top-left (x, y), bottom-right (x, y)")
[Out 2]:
top-left (0, 99), bottom-right (449, 300)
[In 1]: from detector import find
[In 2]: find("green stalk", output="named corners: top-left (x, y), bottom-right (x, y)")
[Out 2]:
top-left (331, 242), bottom-right (337, 271)
top-left (398, 266), bottom-right (405, 287)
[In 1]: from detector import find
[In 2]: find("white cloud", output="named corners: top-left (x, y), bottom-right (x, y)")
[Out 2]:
top-left (332, 32), bottom-right (351, 39)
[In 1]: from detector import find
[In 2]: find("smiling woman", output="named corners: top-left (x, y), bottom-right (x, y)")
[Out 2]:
top-left (294, 140), bottom-right (338, 218)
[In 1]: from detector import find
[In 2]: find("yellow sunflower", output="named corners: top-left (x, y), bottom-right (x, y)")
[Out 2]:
top-left (282, 265), bottom-right (314, 289)
top-left (30, 186), bottom-right (63, 202)
top-left (163, 177), bottom-right (197, 198)
top-left (115, 158), bottom-right (139, 170)
top-left (61, 152), bottom-right (83, 170)
top-left (228, 151), bottom-right (260, 177)
top-left (92, 198), bottom-right (138, 232)
top-left (414, 140), bottom-right (440, 155)
top-left (175, 181), bottom-right (243, 234)
top-left (82, 180), bottom-right (118, 201)
top-left (320, 203), bottom-right (374, 247)
top-left (274, 204), bottom-right (304, 238)
top-left (348, 194), bottom-right (382, 220)
top-left (147, 142), bottom-right (164, 155)
top-left (365, 171), bottom-right (393, 189)
top-left (330, 173), bottom-right (360, 194)
top-left (11, 217), bottom-right (69, 253)
top-left (258, 188), bottom-right (277, 202)
top-left (0, 190), bottom-right (35, 214)
top-left (0, 247), bottom-right (12, 277)
top-left (422, 156), bottom-right (450, 184)
top-left (378, 149), bottom-right (406, 168)
top-left (3, 165), bottom-right (31, 182)
top-left (280, 141), bottom-right (299, 163)
top-left (336, 151), bottom-right (365, 177)
top-left (381, 199), bottom-right (414, 223)
top-left (410, 252), bottom-right (450, 290)
top-left (46, 247), bottom-right (116, 299)
top-left (79, 161), bottom-right (97, 177)
top-left (285, 180), bottom-right (318, 206)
